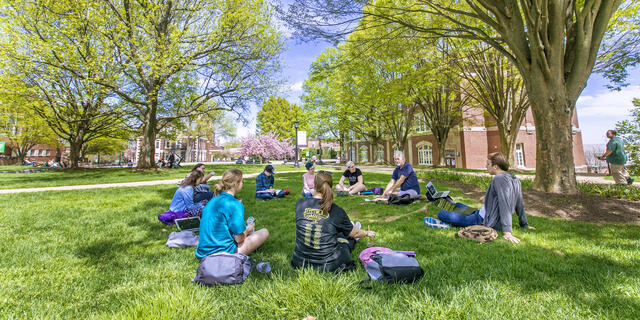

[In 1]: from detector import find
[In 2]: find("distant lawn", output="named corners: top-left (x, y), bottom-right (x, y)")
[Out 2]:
top-left (0, 164), bottom-right (310, 190)
top-left (1, 172), bottom-right (638, 319)
top-left (0, 165), bottom-right (49, 172)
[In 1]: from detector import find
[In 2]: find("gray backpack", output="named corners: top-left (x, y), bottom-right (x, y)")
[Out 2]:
top-left (192, 252), bottom-right (252, 286)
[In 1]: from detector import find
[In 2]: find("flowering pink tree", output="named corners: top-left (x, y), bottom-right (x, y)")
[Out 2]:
top-left (240, 134), bottom-right (294, 160)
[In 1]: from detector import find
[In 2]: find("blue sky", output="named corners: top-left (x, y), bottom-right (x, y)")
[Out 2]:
top-left (234, 38), bottom-right (640, 146)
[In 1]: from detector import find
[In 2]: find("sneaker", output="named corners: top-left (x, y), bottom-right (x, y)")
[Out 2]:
top-left (424, 217), bottom-right (451, 229)
top-left (628, 177), bottom-right (634, 185)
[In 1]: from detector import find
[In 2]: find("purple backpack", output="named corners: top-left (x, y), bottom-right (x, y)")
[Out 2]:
top-left (366, 187), bottom-right (383, 195)
top-left (158, 211), bottom-right (189, 225)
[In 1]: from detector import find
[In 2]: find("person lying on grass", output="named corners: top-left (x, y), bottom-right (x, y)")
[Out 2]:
top-left (434, 152), bottom-right (534, 244)
top-left (169, 170), bottom-right (208, 217)
top-left (291, 170), bottom-right (376, 272)
top-left (380, 150), bottom-right (421, 199)
top-left (302, 162), bottom-right (316, 198)
top-left (196, 169), bottom-right (269, 259)
top-left (335, 161), bottom-right (367, 195)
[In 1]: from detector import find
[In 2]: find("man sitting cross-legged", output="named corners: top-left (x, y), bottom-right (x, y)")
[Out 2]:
top-left (335, 161), bottom-right (367, 195)
top-left (380, 151), bottom-right (421, 199)
top-left (426, 152), bottom-right (534, 244)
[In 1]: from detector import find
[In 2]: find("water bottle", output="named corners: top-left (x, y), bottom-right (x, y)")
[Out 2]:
top-left (247, 216), bottom-right (255, 225)
top-left (256, 261), bottom-right (271, 273)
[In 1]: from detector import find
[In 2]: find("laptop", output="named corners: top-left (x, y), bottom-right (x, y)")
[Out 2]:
top-left (426, 181), bottom-right (450, 199)
top-left (175, 216), bottom-right (200, 232)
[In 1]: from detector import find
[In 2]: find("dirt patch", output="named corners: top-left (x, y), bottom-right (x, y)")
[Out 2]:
top-left (436, 180), bottom-right (640, 225)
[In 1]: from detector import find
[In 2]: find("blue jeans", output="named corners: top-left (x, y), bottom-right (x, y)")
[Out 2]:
top-left (438, 203), bottom-right (484, 227)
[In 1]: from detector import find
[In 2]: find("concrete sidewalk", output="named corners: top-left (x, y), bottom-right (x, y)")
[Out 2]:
top-left (0, 170), bottom-right (308, 194)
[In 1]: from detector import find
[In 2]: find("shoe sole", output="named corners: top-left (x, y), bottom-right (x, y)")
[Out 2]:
top-left (424, 217), bottom-right (450, 229)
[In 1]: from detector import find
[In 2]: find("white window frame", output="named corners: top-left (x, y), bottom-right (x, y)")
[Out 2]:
top-left (155, 139), bottom-right (160, 149)
top-left (515, 144), bottom-right (525, 168)
top-left (417, 144), bottom-right (433, 166)
top-left (414, 114), bottom-right (429, 132)
top-left (376, 146), bottom-right (384, 163)
top-left (359, 146), bottom-right (368, 163)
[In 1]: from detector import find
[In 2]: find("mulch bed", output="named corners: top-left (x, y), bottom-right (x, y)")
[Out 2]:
top-left (437, 180), bottom-right (640, 225)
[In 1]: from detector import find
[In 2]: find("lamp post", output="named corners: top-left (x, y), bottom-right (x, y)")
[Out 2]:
top-left (294, 120), bottom-right (299, 168)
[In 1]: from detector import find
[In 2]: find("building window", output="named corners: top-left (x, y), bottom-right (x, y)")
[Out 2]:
top-left (45, 150), bottom-right (51, 156)
top-left (33, 149), bottom-right (40, 156)
top-left (414, 114), bottom-right (429, 132)
top-left (155, 139), bottom-right (160, 149)
top-left (359, 146), bottom-right (368, 163)
top-left (515, 144), bottom-right (525, 168)
top-left (417, 144), bottom-right (433, 166)
top-left (165, 140), bottom-right (170, 149)
top-left (376, 146), bottom-right (384, 163)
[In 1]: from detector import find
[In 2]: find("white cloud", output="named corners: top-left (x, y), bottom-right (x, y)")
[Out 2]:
top-left (288, 81), bottom-right (304, 92)
top-left (576, 85), bottom-right (640, 117)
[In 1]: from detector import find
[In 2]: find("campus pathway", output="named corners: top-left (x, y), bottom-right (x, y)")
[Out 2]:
top-left (0, 170), bottom-right (308, 194)
top-left (0, 167), bottom-right (634, 194)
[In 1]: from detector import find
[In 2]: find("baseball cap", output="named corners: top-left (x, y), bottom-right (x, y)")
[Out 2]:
top-left (265, 165), bottom-right (275, 174)
top-left (305, 162), bottom-right (314, 170)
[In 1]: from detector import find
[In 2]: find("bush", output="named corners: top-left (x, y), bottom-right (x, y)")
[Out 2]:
top-left (627, 164), bottom-right (640, 176)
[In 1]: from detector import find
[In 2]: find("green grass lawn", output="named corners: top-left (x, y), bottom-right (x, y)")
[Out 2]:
top-left (0, 164), bottom-right (309, 189)
top-left (0, 165), bottom-right (48, 172)
top-left (1, 172), bottom-right (639, 319)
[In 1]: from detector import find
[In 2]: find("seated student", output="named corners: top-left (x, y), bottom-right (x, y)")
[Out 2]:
top-left (255, 165), bottom-right (286, 199)
top-left (302, 162), bottom-right (316, 198)
top-left (381, 151), bottom-right (421, 199)
top-left (180, 163), bottom-right (215, 203)
top-left (432, 152), bottom-right (534, 244)
top-left (196, 169), bottom-right (269, 258)
top-left (291, 171), bottom-right (376, 272)
top-left (169, 170), bottom-right (208, 217)
top-left (335, 161), bottom-right (367, 195)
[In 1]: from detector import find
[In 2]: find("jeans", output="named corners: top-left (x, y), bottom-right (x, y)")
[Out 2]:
top-left (194, 191), bottom-right (213, 203)
top-left (438, 203), bottom-right (484, 227)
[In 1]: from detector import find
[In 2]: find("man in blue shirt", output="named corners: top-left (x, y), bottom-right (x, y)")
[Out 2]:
top-left (256, 165), bottom-right (275, 192)
top-left (382, 151), bottom-right (421, 199)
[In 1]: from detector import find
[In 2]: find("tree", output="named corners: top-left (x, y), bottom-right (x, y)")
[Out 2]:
top-left (257, 97), bottom-right (309, 141)
top-left (83, 137), bottom-right (128, 163)
top-left (456, 43), bottom-right (530, 167)
top-left (1, 0), bottom-right (284, 169)
top-left (0, 81), bottom-right (56, 163)
top-left (1, 0), bottom-right (129, 168)
top-left (282, 0), bottom-right (624, 194)
top-left (615, 98), bottom-right (640, 167)
top-left (595, 1), bottom-right (640, 89)
top-left (239, 134), bottom-right (294, 160)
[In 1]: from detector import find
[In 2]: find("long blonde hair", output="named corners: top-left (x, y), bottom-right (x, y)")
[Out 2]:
top-left (314, 171), bottom-right (334, 215)
top-left (214, 169), bottom-right (243, 193)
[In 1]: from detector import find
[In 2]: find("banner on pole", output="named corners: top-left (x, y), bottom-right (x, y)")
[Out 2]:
top-left (297, 131), bottom-right (307, 146)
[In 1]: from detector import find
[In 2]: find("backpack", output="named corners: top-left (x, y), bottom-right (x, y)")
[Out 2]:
top-left (388, 193), bottom-right (414, 205)
top-left (359, 247), bottom-right (424, 285)
top-left (192, 252), bottom-right (252, 286)
top-left (455, 225), bottom-right (498, 243)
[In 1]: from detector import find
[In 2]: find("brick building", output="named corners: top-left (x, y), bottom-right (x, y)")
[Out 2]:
top-left (0, 138), bottom-right (67, 164)
top-left (135, 133), bottom-right (224, 164)
top-left (347, 107), bottom-right (586, 170)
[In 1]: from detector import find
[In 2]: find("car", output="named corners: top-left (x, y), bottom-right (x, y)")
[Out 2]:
top-left (235, 159), bottom-right (243, 164)
top-left (246, 159), bottom-right (255, 164)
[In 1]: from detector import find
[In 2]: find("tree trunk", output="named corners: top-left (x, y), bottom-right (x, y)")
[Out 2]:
top-left (435, 137), bottom-right (446, 167)
top-left (496, 122), bottom-right (518, 168)
top-left (137, 107), bottom-right (158, 169)
top-left (526, 82), bottom-right (579, 193)
top-left (68, 138), bottom-right (83, 169)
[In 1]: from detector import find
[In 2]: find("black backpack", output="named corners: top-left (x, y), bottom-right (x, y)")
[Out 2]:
top-left (388, 193), bottom-right (414, 205)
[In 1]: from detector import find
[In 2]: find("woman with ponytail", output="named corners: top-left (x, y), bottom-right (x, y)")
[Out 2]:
top-left (291, 171), bottom-right (376, 272)
top-left (196, 169), bottom-right (269, 259)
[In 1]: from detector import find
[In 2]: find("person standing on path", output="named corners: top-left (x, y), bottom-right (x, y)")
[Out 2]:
top-left (599, 130), bottom-right (634, 185)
